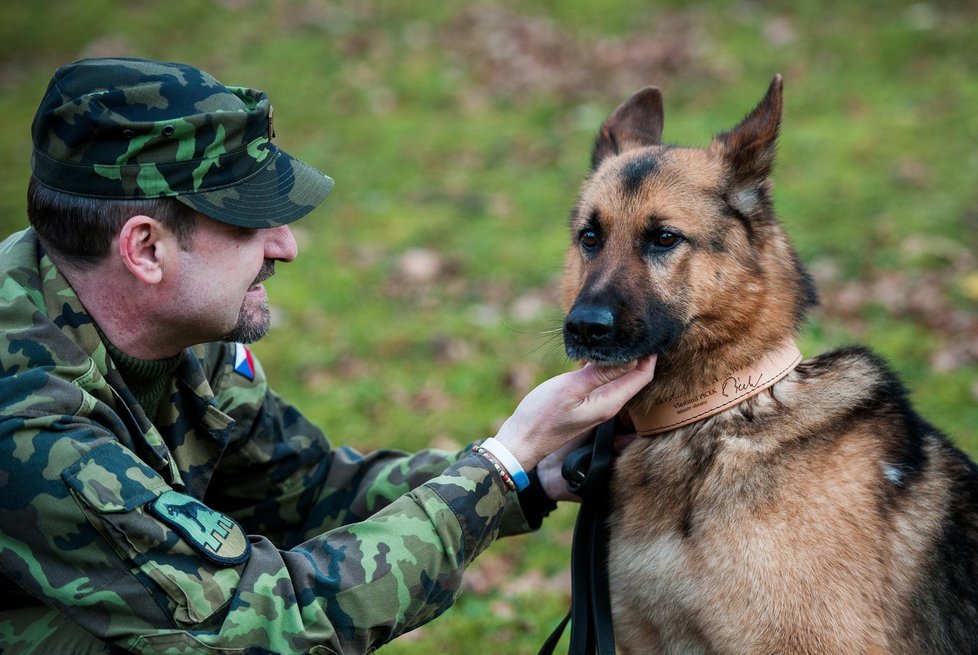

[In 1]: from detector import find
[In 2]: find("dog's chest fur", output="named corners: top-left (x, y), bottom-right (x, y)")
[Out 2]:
top-left (606, 349), bottom-right (951, 654)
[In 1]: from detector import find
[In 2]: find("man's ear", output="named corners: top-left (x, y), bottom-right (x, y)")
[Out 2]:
top-left (118, 215), bottom-right (166, 284)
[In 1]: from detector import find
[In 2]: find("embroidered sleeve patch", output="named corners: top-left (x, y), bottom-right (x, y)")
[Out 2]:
top-left (149, 490), bottom-right (251, 565)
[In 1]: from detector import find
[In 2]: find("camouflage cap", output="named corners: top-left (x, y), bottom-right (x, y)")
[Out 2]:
top-left (30, 57), bottom-right (334, 228)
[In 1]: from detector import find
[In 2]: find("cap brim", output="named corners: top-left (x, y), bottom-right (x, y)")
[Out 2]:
top-left (175, 147), bottom-right (333, 227)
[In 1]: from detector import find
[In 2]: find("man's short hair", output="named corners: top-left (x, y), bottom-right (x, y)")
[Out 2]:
top-left (27, 176), bottom-right (198, 269)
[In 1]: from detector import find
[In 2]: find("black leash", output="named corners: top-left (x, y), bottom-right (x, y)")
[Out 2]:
top-left (539, 419), bottom-right (618, 655)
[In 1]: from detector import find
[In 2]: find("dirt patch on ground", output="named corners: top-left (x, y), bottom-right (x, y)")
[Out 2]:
top-left (442, 5), bottom-right (704, 103)
top-left (812, 235), bottom-right (978, 373)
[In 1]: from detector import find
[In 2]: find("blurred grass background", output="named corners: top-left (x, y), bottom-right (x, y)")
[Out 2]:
top-left (2, 0), bottom-right (977, 652)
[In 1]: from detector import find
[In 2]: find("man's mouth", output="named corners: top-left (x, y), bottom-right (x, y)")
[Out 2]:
top-left (249, 261), bottom-right (275, 291)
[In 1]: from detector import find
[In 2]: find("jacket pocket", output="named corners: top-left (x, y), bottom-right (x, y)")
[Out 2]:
top-left (63, 443), bottom-right (248, 626)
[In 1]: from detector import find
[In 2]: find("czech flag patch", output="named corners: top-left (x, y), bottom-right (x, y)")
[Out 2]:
top-left (233, 343), bottom-right (255, 381)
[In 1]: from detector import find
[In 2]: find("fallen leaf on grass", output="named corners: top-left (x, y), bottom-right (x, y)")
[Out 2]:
top-left (463, 553), bottom-right (516, 596)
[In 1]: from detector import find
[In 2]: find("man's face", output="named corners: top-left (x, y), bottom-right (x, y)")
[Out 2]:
top-left (170, 216), bottom-right (298, 346)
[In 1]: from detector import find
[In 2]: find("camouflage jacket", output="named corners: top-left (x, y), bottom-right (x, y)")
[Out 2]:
top-left (0, 228), bottom-right (540, 654)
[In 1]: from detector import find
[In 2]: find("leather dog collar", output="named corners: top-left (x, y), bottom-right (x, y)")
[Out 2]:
top-left (626, 339), bottom-right (803, 436)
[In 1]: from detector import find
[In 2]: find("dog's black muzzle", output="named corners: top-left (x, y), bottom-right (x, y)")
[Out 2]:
top-left (564, 300), bottom-right (680, 364)
top-left (564, 303), bottom-right (616, 353)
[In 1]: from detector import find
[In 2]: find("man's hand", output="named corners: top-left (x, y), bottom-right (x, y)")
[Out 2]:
top-left (493, 356), bottom-right (656, 472)
top-left (534, 428), bottom-right (643, 501)
top-left (534, 431), bottom-right (590, 501)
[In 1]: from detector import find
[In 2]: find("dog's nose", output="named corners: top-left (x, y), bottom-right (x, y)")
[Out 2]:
top-left (565, 305), bottom-right (615, 345)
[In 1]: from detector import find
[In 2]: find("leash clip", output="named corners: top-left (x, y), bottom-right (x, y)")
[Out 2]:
top-left (562, 445), bottom-right (594, 494)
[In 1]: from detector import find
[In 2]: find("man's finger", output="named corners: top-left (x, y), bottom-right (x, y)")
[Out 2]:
top-left (585, 355), bottom-right (657, 406)
top-left (591, 360), bottom-right (639, 386)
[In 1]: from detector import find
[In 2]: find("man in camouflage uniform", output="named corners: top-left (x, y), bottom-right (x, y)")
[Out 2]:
top-left (0, 58), bottom-right (655, 654)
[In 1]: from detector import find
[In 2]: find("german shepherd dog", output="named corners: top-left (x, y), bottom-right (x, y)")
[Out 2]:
top-left (561, 76), bottom-right (978, 654)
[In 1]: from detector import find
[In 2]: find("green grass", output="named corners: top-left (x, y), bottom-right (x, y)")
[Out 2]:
top-left (2, 1), bottom-right (977, 652)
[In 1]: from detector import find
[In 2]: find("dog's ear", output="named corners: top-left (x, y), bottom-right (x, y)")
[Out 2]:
top-left (712, 75), bottom-right (783, 190)
top-left (591, 86), bottom-right (664, 170)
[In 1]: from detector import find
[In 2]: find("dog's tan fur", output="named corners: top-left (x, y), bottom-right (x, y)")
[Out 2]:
top-left (560, 77), bottom-right (978, 654)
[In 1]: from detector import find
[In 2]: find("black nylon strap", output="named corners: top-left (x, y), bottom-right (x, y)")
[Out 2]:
top-left (539, 419), bottom-right (617, 655)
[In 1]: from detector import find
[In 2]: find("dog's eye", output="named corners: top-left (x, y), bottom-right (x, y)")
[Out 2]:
top-left (652, 230), bottom-right (680, 249)
top-left (579, 229), bottom-right (600, 250)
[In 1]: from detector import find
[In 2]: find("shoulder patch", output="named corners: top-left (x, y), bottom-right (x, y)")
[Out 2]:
top-left (149, 490), bottom-right (251, 565)
top-left (233, 342), bottom-right (255, 381)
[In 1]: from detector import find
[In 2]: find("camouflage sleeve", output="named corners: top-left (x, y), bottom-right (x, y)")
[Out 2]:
top-left (202, 342), bottom-right (535, 547)
top-left (0, 347), bottom-right (537, 653)
top-left (1, 414), bottom-right (516, 652)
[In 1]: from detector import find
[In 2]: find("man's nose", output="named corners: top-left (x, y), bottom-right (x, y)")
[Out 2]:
top-left (265, 225), bottom-right (298, 262)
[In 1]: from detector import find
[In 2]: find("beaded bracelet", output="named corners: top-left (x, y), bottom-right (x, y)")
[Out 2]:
top-left (479, 437), bottom-right (530, 491)
top-left (474, 446), bottom-right (518, 492)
